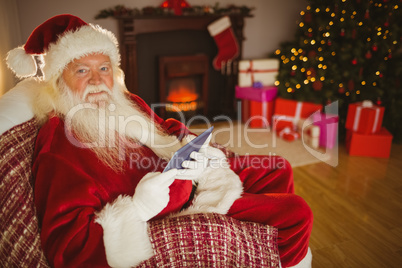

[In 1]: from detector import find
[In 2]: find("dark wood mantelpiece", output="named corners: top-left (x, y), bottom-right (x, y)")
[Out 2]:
top-left (116, 15), bottom-right (250, 95)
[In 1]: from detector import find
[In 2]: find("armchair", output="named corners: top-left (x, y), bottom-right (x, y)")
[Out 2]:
top-left (0, 83), bottom-right (280, 267)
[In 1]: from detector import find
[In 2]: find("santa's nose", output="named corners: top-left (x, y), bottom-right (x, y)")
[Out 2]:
top-left (89, 71), bottom-right (102, 85)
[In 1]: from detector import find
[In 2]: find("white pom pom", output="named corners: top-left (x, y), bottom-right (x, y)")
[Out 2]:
top-left (6, 46), bottom-right (37, 78)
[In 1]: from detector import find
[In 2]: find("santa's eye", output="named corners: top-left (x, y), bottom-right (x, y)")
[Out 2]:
top-left (77, 68), bottom-right (88, 74)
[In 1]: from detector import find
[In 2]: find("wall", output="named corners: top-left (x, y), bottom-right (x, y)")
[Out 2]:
top-left (15, 0), bottom-right (307, 59)
top-left (0, 0), bottom-right (22, 95)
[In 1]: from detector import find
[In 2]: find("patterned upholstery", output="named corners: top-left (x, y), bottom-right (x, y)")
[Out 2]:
top-left (0, 119), bottom-right (280, 267)
top-left (0, 118), bottom-right (49, 267)
top-left (142, 213), bottom-right (280, 267)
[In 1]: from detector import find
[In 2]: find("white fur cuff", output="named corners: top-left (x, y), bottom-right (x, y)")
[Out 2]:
top-left (95, 195), bottom-right (154, 268)
top-left (287, 247), bottom-right (312, 268)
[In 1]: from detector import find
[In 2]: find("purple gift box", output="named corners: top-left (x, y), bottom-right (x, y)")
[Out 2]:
top-left (235, 86), bottom-right (278, 102)
top-left (312, 113), bottom-right (339, 149)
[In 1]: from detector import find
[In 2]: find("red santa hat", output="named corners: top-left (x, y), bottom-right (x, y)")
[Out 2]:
top-left (6, 14), bottom-right (120, 81)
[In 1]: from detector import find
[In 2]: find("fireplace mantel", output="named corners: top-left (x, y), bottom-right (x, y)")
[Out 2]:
top-left (116, 15), bottom-right (250, 95)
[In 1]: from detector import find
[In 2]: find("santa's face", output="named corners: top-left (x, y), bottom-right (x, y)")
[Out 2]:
top-left (61, 53), bottom-right (114, 103)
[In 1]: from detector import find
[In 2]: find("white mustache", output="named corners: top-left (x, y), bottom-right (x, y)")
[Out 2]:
top-left (83, 84), bottom-right (111, 100)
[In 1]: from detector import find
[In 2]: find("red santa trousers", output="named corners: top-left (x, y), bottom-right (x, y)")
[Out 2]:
top-left (226, 155), bottom-right (313, 267)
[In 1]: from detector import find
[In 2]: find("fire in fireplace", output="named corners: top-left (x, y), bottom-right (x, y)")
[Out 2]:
top-left (159, 54), bottom-right (208, 119)
top-left (166, 78), bottom-right (200, 113)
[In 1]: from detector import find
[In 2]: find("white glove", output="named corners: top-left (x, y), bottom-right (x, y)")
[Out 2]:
top-left (181, 132), bottom-right (229, 176)
top-left (170, 134), bottom-right (243, 217)
top-left (132, 169), bottom-right (178, 222)
top-left (132, 153), bottom-right (210, 222)
top-left (198, 134), bottom-right (228, 170)
top-left (179, 135), bottom-right (229, 183)
top-left (179, 151), bottom-right (209, 180)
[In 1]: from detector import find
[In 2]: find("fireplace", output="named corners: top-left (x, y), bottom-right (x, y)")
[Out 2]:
top-left (159, 54), bottom-right (208, 119)
top-left (116, 15), bottom-right (249, 118)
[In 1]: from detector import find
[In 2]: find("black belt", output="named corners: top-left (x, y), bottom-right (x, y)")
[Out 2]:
top-left (181, 182), bottom-right (198, 211)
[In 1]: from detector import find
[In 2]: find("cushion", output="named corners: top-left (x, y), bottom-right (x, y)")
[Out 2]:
top-left (0, 78), bottom-right (40, 136)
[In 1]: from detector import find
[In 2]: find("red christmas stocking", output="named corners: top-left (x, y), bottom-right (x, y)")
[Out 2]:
top-left (207, 16), bottom-right (239, 71)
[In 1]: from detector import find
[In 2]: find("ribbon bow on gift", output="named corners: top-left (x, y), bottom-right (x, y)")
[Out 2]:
top-left (278, 127), bottom-right (300, 142)
top-left (253, 81), bottom-right (263, 88)
top-left (361, 100), bottom-right (373, 107)
top-left (353, 100), bottom-right (381, 133)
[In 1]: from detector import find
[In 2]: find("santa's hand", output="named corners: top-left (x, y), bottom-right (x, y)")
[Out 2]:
top-left (132, 169), bottom-right (179, 221)
top-left (176, 151), bottom-right (209, 181)
top-left (197, 132), bottom-right (227, 160)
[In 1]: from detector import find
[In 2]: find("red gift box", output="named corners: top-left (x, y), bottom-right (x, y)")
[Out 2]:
top-left (248, 100), bottom-right (275, 128)
top-left (273, 98), bottom-right (322, 132)
top-left (346, 127), bottom-right (393, 158)
top-left (277, 127), bottom-right (300, 142)
top-left (236, 86), bottom-right (277, 128)
top-left (345, 100), bottom-right (384, 134)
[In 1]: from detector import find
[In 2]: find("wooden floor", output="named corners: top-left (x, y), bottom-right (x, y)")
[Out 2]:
top-left (293, 142), bottom-right (402, 268)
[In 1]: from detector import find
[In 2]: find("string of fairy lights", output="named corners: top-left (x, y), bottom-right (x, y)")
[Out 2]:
top-left (274, 0), bottom-right (400, 100)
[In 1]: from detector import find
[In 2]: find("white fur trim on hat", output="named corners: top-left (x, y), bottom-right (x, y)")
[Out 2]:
top-left (42, 24), bottom-right (120, 81)
top-left (95, 195), bottom-right (154, 268)
top-left (6, 47), bottom-right (37, 78)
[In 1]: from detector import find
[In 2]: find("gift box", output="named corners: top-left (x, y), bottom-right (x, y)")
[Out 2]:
top-left (248, 100), bottom-right (275, 128)
top-left (235, 85), bottom-right (278, 102)
top-left (277, 127), bottom-right (300, 142)
top-left (312, 113), bottom-right (338, 149)
top-left (298, 119), bottom-right (320, 149)
top-left (238, 59), bottom-right (279, 87)
top-left (345, 100), bottom-right (384, 134)
top-left (346, 127), bottom-right (393, 158)
top-left (236, 86), bottom-right (277, 128)
top-left (273, 98), bottom-right (322, 132)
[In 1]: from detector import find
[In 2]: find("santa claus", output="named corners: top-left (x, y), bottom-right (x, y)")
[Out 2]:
top-left (6, 14), bottom-right (312, 268)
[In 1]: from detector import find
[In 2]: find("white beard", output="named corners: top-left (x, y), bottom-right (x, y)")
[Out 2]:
top-left (53, 78), bottom-right (183, 171)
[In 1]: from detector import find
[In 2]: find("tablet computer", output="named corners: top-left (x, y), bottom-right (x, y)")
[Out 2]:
top-left (163, 126), bottom-right (214, 172)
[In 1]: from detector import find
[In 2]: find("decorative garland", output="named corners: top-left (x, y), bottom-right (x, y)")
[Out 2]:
top-left (95, 4), bottom-right (254, 19)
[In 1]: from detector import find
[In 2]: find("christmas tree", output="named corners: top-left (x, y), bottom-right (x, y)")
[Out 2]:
top-left (273, 0), bottom-right (402, 141)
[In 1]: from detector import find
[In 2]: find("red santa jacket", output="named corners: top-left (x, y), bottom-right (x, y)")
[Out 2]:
top-left (32, 94), bottom-right (193, 267)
